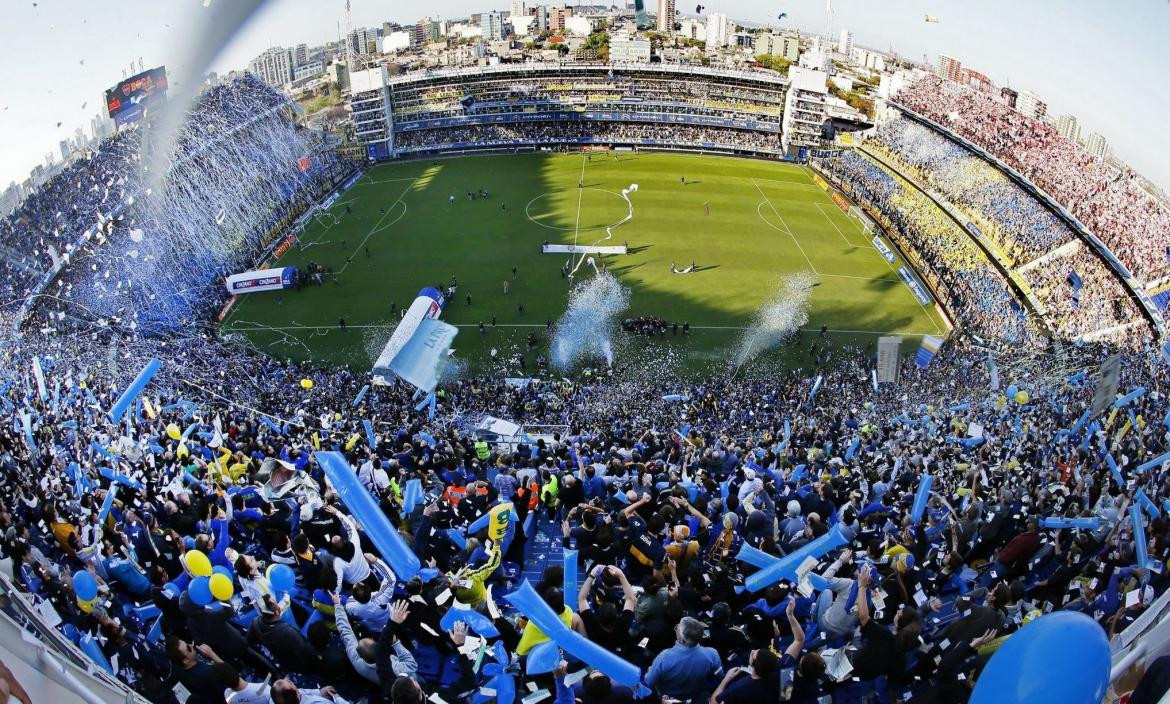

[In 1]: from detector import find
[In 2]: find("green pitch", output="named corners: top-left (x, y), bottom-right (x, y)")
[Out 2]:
top-left (223, 152), bottom-right (948, 378)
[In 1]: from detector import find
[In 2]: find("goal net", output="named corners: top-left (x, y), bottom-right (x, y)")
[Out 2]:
top-left (848, 205), bottom-right (875, 234)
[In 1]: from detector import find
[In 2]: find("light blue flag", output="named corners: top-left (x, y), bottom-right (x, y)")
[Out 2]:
top-left (387, 319), bottom-right (458, 393)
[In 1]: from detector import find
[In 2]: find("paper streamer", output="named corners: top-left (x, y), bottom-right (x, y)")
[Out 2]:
top-left (32, 357), bottom-right (47, 402)
top-left (506, 579), bottom-right (640, 686)
top-left (107, 358), bottom-right (161, 423)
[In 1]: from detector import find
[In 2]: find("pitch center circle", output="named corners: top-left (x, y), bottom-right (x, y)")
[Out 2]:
top-left (525, 188), bottom-right (630, 232)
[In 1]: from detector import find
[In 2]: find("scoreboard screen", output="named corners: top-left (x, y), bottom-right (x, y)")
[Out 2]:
top-left (104, 66), bottom-right (168, 126)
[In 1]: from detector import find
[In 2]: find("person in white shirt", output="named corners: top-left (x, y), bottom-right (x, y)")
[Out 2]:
top-left (357, 454), bottom-right (377, 491)
top-left (325, 506), bottom-right (371, 591)
top-left (344, 556), bottom-right (397, 632)
top-left (270, 678), bottom-right (348, 704)
top-left (234, 554), bottom-right (291, 613)
top-left (209, 662), bottom-right (270, 704)
top-left (332, 593), bottom-right (416, 684)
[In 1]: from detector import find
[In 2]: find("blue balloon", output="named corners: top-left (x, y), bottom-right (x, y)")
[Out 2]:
top-left (506, 580), bottom-right (640, 687)
top-left (970, 611), bottom-right (1109, 704)
top-left (213, 565), bottom-right (234, 579)
top-left (741, 524), bottom-right (848, 593)
top-left (316, 451), bottom-right (421, 580)
top-left (1007, 385), bottom-right (1019, 398)
top-left (268, 564), bottom-right (295, 594)
top-left (189, 576), bottom-right (213, 607)
top-left (72, 570), bottom-right (98, 601)
top-left (526, 639), bottom-right (561, 675)
top-left (910, 474), bottom-right (934, 524)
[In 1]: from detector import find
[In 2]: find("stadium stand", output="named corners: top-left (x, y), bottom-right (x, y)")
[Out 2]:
top-left (857, 116), bottom-right (1147, 344)
top-left (377, 64), bottom-right (786, 157)
top-left (0, 70), bottom-right (1167, 704)
top-left (896, 74), bottom-right (1170, 288)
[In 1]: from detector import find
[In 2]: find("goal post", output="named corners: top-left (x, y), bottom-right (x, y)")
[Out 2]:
top-left (848, 205), bottom-right (875, 234)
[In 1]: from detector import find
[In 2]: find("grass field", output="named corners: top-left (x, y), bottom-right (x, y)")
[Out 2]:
top-left (223, 152), bottom-right (948, 378)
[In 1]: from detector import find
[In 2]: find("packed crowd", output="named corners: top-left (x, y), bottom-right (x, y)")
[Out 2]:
top-left (816, 151), bottom-right (1041, 348)
top-left (394, 123), bottom-right (782, 154)
top-left (861, 118), bottom-right (1144, 343)
top-left (3, 70), bottom-right (1170, 704)
top-left (1018, 244), bottom-right (1143, 342)
top-left (896, 75), bottom-right (1170, 285)
top-left (394, 72), bottom-right (786, 121)
top-left (1, 301), bottom-right (1169, 704)
top-left (865, 117), bottom-right (1073, 264)
top-left (4, 75), bottom-right (357, 334)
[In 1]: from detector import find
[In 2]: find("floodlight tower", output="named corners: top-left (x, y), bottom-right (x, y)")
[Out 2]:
top-left (344, 0), bottom-right (356, 74)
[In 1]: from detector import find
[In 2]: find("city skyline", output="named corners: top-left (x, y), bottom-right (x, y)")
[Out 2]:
top-left (0, 0), bottom-right (1168, 192)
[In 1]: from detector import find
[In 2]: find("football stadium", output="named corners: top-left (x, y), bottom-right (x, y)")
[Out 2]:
top-left (0, 2), bottom-right (1169, 704)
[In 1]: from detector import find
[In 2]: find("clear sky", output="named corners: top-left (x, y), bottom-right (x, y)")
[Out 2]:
top-left (1, 0), bottom-right (1168, 191)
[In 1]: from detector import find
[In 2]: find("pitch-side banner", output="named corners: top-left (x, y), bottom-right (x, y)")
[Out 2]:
top-left (224, 267), bottom-right (298, 295)
top-left (541, 244), bottom-right (628, 255)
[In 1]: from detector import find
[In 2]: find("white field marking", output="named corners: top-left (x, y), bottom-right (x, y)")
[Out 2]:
top-left (814, 202), bottom-right (865, 248)
top-left (820, 273), bottom-right (901, 283)
top-left (757, 201), bottom-right (794, 236)
top-left (338, 177), bottom-right (419, 274)
top-left (570, 153), bottom-right (588, 252)
top-left (752, 176), bottom-right (821, 189)
top-left (225, 322), bottom-right (941, 335)
top-left (524, 189), bottom-right (629, 233)
top-left (752, 178), bottom-right (817, 273)
top-left (351, 177), bottom-right (423, 186)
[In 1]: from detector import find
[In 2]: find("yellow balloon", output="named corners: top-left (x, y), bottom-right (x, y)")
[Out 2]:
top-left (166, 423), bottom-right (181, 440)
top-left (300, 378), bottom-right (314, 389)
top-left (1015, 390), bottom-right (1030, 404)
top-left (209, 573), bottom-right (234, 601)
top-left (334, 412), bottom-right (342, 421)
top-left (77, 596), bottom-right (96, 613)
top-left (184, 549), bottom-right (212, 577)
top-left (176, 443), bottom-right (189, 459)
